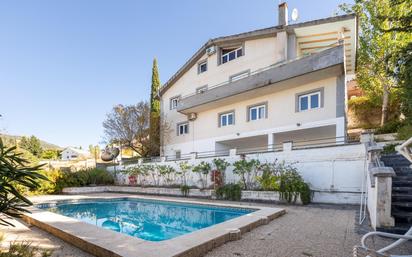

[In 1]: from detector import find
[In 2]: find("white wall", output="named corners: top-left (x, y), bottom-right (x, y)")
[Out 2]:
top-left (109, 143), bottom-right (366, 204)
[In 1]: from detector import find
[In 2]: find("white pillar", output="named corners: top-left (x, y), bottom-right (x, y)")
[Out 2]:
top-left (229, 149), bottom-right (237, 157)
top-left (267, 133), bottom-right (274, 151)
top-left (336, 117), bottom-right (345, 144)
top-left (283, 142), bottom-right (293, 152)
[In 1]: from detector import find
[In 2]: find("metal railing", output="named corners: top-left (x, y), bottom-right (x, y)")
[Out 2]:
top-left (236, 144), bottom-right (283, 155)
top-left (115, 136), bottom-right (361, 165)
top-left (176, 43), bottom-right (344, 102)
top-left (125, 136), bottom-right (360, 163)
top-left (197, 149), bottom-right (230, 159)
top-left (397, 136), bottom-right (412, 164)
top-left (291, 136), bottom-right (359, 150)
top-left (178, 55), bottom-right (314, 101)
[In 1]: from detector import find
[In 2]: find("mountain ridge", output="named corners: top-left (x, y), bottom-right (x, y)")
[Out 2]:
top-left (0, 133), bottom-right (62, 150)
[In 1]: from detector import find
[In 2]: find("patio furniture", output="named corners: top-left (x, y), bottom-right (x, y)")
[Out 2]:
top-left (353, 226), bottom-right (412, 257)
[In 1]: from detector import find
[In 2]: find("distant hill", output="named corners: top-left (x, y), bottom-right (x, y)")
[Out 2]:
top-left (0, 134), bottom-right (62, 150)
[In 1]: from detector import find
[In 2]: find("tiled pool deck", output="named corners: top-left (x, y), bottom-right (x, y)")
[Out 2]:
top-left (2, 193), bottom-right (411, 257)
top-left (22, 194), bottom-right (285, 257)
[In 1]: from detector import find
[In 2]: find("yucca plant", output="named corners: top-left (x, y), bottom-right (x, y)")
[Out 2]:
top-left (0, 138), bottom-right (47, 226)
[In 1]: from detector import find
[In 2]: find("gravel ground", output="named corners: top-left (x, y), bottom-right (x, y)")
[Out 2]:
top-left (0, 198), bottom-right (411, 257)
top-left (205, 204), bottom-right (412, 257)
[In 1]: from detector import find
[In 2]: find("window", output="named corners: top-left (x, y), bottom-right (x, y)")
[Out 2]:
top-left (298, 91), bottom-right (321, 111)
top-left (198, 61), bottom-right (207, 74)
top-left (230, 70), bottom-right (250, 82)
top-left (177, 122), bottom-right (189, 136)
top-left (196, 85), bottom-right (208, 94)
top-left (248, 104), bottom-right (266, 121)
top-left (170, 96), bottom-right (180, 110)
top-left (219, 112), bottom-right (235, 127)
top-left (221, 47), bottom-right (243, 64)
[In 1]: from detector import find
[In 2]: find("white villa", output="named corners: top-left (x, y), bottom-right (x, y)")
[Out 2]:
top-left (61, 147), bottom-right (91, 161)
top-left (158, 3), bottom-right (357, 158)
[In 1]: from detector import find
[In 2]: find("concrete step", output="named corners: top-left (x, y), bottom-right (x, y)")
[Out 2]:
top-left (394, 166), bottom-right (412, 172)
top-left (393, 176), bottom-right (412, 182)
top-left (377, 223), bottom-right (411, 234)
top-left (393, 180), bottom-right (412, 186)
top-left (392, 201), bottom-right (412, 208)
top-left (393, 187), bottom-right (412, 193)
top-left (392, 194), bottom-right (412, 202)
top-left (393, 210), bottom-right (412, 219)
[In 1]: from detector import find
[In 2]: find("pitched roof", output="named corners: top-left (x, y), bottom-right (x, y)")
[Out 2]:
top-left (63, 147), bottom-right (90, 156)
top-left (159, 13), bottom-right (356, 96)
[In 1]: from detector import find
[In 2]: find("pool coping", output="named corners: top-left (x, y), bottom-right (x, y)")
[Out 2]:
top-left (23, 194), bottom-right (285, 257)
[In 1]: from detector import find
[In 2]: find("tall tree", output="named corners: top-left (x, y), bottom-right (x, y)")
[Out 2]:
top-left (379, 0), bottom-right (412, 124)
top-left (149, 58), bottom-right (161, 156)
top-left (102, 102), bottom-right (151, 157)
top-left (339, 0), bottom-right (408, 126)
top-left (19, 136), bottom-right (43, 158)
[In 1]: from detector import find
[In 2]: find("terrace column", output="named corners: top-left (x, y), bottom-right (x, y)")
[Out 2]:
top-left (336, 117), bottom-right (345, 144)
top-left (267, 133), bottom-right (275, 151)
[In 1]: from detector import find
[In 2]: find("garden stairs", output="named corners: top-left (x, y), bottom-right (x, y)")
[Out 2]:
top-left (380, 154), bottom-right (412, 234)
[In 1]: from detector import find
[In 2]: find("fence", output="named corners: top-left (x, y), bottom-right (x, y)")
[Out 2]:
top-left (108, 138), bottom-right (366, 204)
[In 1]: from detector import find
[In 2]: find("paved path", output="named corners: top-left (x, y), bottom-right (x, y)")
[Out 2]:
top-left (205, 204), bottom-right (412, 257)
top-left (1, 195), bottom-right (411, 257)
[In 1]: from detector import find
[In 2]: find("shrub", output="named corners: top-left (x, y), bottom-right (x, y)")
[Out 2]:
top-left (215, 184), bottom-right (242, 201)
top-left (211, 158), bottom-right (230, 188)
top-left (157, 165), bottom-right (176, 186)
top-left (0, 241), bottom-right (53, 257)
top-left (256, 163), bottom-right (279, 191)
top-left (192, 161), bottom-right (211, 189)
top-left (397, 125), bottom-right (412, 140)
top-left (0, 138), bottom-right (47, 226)
top-left (177, 161), bottom-right (192, 186)
top-left (375, 120), bottom-right (403, 134)
top-left (32, 168), bottom-right (114, 194)
top-left (180, 185), bottom-right (190, 197)
top-left (232, 159), bottom-right (260, 190)
top-left (87, 168), bottom-right (114, 185)
top-left (279, 168), bottom-right (312, 204)
top-left (382, 143), bottom-right (399, 155)
top-left (255, 160), bottom-right (312, 204)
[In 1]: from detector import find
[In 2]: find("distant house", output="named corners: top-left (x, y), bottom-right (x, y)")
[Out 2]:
top-left (61, 147), bottom-right (91, 161)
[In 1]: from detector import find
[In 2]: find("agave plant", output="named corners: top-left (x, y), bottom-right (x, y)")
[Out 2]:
top-left (0, 138), bottom-right (47, 226)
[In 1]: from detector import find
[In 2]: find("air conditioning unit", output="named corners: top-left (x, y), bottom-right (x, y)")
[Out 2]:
top-left (206, 46), bottom-right (216, 55)
top-left (188, 113), bottom-right (197, 121)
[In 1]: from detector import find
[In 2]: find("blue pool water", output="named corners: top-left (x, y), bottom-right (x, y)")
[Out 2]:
top-left (38, 198), bottom-right (253, 241)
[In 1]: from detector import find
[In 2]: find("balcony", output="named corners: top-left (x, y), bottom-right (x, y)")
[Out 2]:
top-left (177, 45), bottom-right (345, 114)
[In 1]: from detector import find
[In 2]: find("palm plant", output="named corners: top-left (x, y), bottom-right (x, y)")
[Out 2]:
top-left (0, 138), bottom-right (47, 226)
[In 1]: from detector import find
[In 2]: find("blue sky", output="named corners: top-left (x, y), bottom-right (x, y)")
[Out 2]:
top-left (0, 0), bottom-right (352, 148)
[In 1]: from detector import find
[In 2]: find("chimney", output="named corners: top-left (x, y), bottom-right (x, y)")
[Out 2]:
top-left (278, 2), bottom-right (288, 26)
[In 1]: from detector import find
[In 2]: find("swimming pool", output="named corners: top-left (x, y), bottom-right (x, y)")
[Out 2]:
top-left (38, 198), bottom-right (254, 241)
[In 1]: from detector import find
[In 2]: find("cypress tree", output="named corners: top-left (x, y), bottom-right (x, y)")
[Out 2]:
top-left (149, 58), bottom-right (161, 156)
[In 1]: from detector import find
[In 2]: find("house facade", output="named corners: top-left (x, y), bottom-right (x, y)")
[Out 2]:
top-left (61, 147), bottom-right (91, 161)
top-left (159, 3), bottom-right (357, 158)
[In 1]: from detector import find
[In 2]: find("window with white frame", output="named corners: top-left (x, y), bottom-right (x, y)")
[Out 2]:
top-left (198, 61), bottom-right (207, 74)
top-left (248, 104), bottom-right (266, 121)
top-left (219, 112), bottom-right (234, 127)
top-left (170, 96), bottom-right (180, 110)
top-left (177, 122), bottom-right (189, 136)
top-left (221, 46), bottom-right (243, 64)
top-left (298, 91), bottom-right (321, 111)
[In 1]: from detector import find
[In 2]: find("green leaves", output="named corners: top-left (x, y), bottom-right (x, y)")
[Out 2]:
top-left (0, 138), bottom-right (47, 226)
